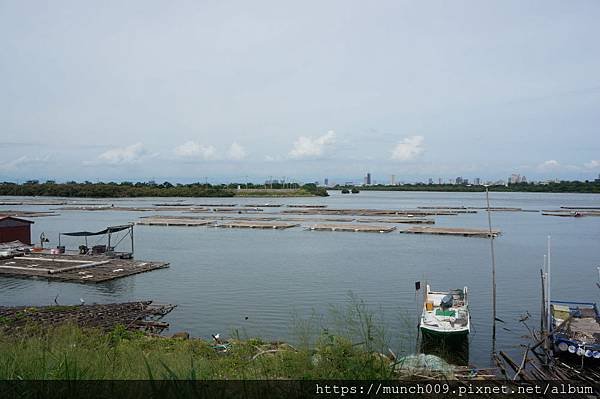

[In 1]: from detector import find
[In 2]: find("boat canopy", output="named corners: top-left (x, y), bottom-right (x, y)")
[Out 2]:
top-left (60, 224), bottom-right (132, 237)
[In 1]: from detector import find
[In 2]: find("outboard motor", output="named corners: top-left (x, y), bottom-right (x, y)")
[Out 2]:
top-left (440, 294), bottom-right (454, 310)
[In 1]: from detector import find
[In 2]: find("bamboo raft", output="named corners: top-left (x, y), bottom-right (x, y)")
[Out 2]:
top-left (283, 208), bottom-right (460, 216)
top-left (399, 226), bottom-right (500, 238)
top-left (355, 218), bottom-right (434, 224)
top-left (55, 205), bottom-right (210, 212)
top-left (0, 210), bottom-right (60, 217)
top-left (0, 254), bottom-right (169, 283)
top-left (214, 221), bottom-right (299, 229)
top-left (287, 204), bottom-right (328, 208)
top-left (136, 218), bottom-right (213, 226)
top-left (542, 210), bottom-right (600, 217)
top-left (307, 224), bottom-right (396, 233)
top-left (211, 207), bottom-right (264, 213)
top-left (0, 301), bottom-right (176, 334)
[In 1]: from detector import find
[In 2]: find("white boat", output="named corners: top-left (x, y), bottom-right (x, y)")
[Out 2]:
top-left (420, 285), bottom-right (470, 336)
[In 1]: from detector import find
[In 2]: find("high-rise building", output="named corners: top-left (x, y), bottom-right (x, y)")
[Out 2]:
top-left (438, 178), bottom-right (442, 185)
top-left (324, 178), bottom-right (329, 186)
top-left (364, 173), bottom-right (372, 185)
top-left (474, 177), bottom-right (481, 185)
top-left (390, 175), bottom-right (396, 185)
top-left (509, 174), bottom-right (521, 184)
top-left (455, 177), bottom-right (463, 185)
top-left (428, 178), bottom-right (433, 185)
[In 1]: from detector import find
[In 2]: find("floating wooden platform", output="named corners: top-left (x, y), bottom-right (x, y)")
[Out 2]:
top-left (0, 210), bottom-right (60, 218)
top-left (283, 208), bottom-right (458, 216)
top-left (214, 221), bottom-right (299, 229)
top-left (0, 253), bottom-right (169, 283)
top-left (245, 204), bottom-right (282, 207)
top-left (287, 204), bottom-right (328, 208)
top-left (355, 218), bottom-right (434, 224)
top-left (211, 207), bottom-right (264, 213)
top-left (136, 218), bottom-right (213, 226)
top-left (307, 224), bottom-right (396, 233)
top-left (467, 207), bottom-right (538, 212)
top-left (560, 206), bottom-right (600, 210)
top-left (56, 205), bottom-right (209, 212)
top-left (399, 226), bottom-right (500, 238)
top-left (0, 301), bottom-right (176, 334)
top-left (279, 217), bottom-right (356, 222)
top-left (542, 210), bottom-right (600, 217)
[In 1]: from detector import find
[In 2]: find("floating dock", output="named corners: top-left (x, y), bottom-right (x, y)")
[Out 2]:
top-left (0, 210), bottom-right (60, 218)
top-left (56, 205), bottom-right (209, 212)
top-left (214, 221), bottom-right (299, 229)
top-left (307, 224), bottom-right (396, 233)
top-left (399, 226), bottom-right (500, 238)
top-left (287, 204), bottom-right (328, 208)
top-left (211, 207), bottom-right (264, 213)
top-left (0, 253), bottom-right (169, 283)
top-left (282, 208), bottom-right (460, 216)
top-left (136, 217), bottom-right (213, 226)
top-left (355, 218), bottom-right (434, 224)
top-left (542, 210), bottom-right (600, 217)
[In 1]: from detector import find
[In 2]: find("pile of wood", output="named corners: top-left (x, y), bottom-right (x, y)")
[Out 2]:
top-left (493, 317), bottom-right (600, 392)
top-left (0, 301), bottom-right (176, 334)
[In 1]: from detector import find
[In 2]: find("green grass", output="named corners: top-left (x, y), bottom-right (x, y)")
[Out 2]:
top-left (0, 323), bottom-right (398, 380)
top-left (0, 295), bottom-right (415, 380)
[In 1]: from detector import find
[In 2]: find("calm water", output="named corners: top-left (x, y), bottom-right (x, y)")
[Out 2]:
top-left (1, 191), bottom-right (599, 367)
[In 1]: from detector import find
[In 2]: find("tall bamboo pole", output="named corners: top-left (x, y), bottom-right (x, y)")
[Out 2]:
top-left (486, 187), bottom-right (497, 346)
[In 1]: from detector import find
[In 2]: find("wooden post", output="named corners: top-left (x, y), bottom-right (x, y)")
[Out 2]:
top-left (485, 187), bottom-right (497, 346)
top-left (130, 224), bottom-right (134, 256)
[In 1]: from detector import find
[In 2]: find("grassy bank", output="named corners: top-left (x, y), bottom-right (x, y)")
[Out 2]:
top-left (0, 323), bottom-right (399, 380)
top-left (0, 296), bottom-right (428, 380)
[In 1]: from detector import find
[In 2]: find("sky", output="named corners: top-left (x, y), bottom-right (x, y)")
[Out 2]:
top-left (1, 0), bottom-right (599, 184)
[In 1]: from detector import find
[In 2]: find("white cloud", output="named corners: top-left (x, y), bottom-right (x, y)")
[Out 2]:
top-left (584, 160), bottom-right (600, 169)
top-left (95, 143), bottom-right (146, 165)
top-left (390, 135), bottom-right (424, 161)
top-left (0, 155), bottom-right (50, 172)
top-left (289, 130), bottom-right (336, 159)
top-left (536, 159), bottom-right (561, 171)
top-left (174, 141), bottom-right (217, 160)
top-left (227, 142), bottom-right (246, 161)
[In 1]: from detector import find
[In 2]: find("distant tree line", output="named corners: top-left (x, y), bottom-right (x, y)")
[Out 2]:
top-left (334, 181), bottom-right (600, 194)
top-left (0, 181), bottom-right (329, 197)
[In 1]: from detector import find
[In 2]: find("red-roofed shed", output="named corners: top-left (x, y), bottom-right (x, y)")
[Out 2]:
top-left (0, 216), bottom-right (34, 245)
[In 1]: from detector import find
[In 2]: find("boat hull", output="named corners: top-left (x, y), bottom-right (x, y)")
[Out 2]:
top-left (420, 326), bottom-right (469, 338)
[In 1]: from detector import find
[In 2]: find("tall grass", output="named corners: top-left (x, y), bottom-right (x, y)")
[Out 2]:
top-left (0, 294), bottom-right (415, 380)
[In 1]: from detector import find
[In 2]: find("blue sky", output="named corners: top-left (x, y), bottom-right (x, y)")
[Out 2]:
top-left (1, 1), bottom-right (599, 183)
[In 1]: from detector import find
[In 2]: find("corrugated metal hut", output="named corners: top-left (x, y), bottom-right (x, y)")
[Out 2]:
top-left (0, 216), bottom-right (34, 245)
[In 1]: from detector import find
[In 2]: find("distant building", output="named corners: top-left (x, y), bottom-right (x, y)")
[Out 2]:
top-left (428, 178), bottom-right (433, 185)
top-left (509, 174), bottom-right (522, 184)
top-left (474, 178), bottom-right (481, 185)
top-left (595, 174), bottom-right (600, 183)
top-left (364, 173), bottom-right (372, 185)
top-left (463, 178), bottom-right (469, 185)
top-left (324, 178), bottom-right (329, 186)
top-left (521, 176), bottom-right (527, 183)
top-left (390, 175), bottom-right (396, 186)
top-left (438, 178), bottom-right (442, 185)
top-left (455, 177), bottom-right (463, 185)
